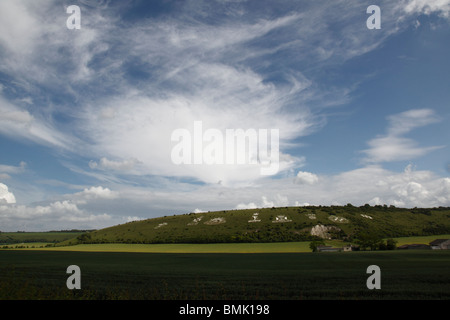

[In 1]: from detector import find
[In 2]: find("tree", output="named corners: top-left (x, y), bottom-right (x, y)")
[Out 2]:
top-left (386, 238), bottom-right (397, 250)
top-left (355, 232), bottom-right (383, 251)
top-left (309, 239), bottom-right (325, 252)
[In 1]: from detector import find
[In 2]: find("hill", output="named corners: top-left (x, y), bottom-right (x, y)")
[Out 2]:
top-left (58, 205), bottom-right (450, 246)
top-left (0, 230), bottom-right (89, 245)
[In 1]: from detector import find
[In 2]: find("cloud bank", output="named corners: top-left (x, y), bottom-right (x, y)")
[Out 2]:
top-left (1, 162), bottom-right (449, 231)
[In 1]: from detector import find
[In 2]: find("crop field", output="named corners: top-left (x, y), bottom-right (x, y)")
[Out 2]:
top-left (0, 250), bottom-right (449, 300)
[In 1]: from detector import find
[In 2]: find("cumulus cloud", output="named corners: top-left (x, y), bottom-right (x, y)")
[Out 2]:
top-left (0, 185), bottom-right (125, 230)
top-left (76, 186), bottom-right (118, 200)
top-left (0, 183), bottom-right (16, 204)
top-left (295, 171), bottom-right (319, 185)
top-left (231, 165), bottom-right (450, 212)
top-left (236, 194), bottom-right (289, 209)
top-left (1, 164), bottom-right (449, 231)
top-left (0, 191), bottom-right (121, 231)
top-left (235, 202), bottom-right (258, 210)
top-left (126, 216), bottom-right (144, 222)
top-left (0, 199), bottom-right (112, 231)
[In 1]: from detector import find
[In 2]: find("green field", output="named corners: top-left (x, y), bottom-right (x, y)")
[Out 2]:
top-left (3, 242), bottom-right (312, 253)
top-left (3, 234), bottom-right (447, 253)
top-left (0, 250), bottom-right (449, 300)
top-left (394, 235), bottom-right (450, 246)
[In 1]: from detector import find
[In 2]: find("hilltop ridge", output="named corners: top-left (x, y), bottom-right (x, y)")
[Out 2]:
top-left (59, 205), bottom-right (450, 246)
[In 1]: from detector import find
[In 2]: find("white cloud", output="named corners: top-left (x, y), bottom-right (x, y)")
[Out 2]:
top-left (386, 109), bottom-right (439, 136)
top-left (236, 194), bottom-right (289, 210)
top-left (362, 109), bottom-right (444, 163)
top-left (0, 162), bottom-right (26, 175)
top-left (0, 198), bottom-right (113, 231)
top-left (295, 171), bottom-right (319, 185)
top-left (231, 165), bottom-right (450, 212)
top-left (89, 158), bottom-right (142, 172)
top-left (126, 216), bottom-right (145, 222)
top-left (402, 0), bottom-right (450, 19)
top-left (76, 186), bottom-right (118, 200)
top-left (81, 70), bottom-right (310, 185)
top-left (235, 202), bottom-right (258, 210)
top-left (2, 0), bottom-right (446, 187)
top-left (0, 0), bottom-right (41, 55)
top-left (0, 183), bottom-right (16, 204)
top-left (0, 95), bottom-right (74, 149)
top-left (1, 164), bottom-right (449, 231)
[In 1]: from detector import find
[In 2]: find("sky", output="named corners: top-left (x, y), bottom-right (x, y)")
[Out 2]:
top-left (0, 0), bottom-right (449, 231)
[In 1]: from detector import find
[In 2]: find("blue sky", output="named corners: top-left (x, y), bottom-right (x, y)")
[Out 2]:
top-left (0, 0), bottom-right (449, 231)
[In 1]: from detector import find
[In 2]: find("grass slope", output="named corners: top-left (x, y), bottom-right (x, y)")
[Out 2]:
top-left (59, 205), bottom-right (450, 245)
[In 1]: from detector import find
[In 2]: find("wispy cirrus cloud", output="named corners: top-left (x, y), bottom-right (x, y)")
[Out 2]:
top-left (0, 161), bottom-right (26, 175)
top-left (1, 0), bottom-right (447, 186)
top-left (0, 95), bottom-right (76, 149)
top-left (362, 109), bottom-right (444, 163)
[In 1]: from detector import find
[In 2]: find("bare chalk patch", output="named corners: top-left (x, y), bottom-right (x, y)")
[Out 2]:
top-left (248, 212), bottom-right (261, 223)
top-left (204, 217), bottom-right (226, 225)
top-left (188, 216), bottom-right (203, 225)
top-left (272, 215), bottom-right (292, 223)
top-left (328, 216), bottom-right (349, 223)
top-left (154, 222), bottom-right (168, 229)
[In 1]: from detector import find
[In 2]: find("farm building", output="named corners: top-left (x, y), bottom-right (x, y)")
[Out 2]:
top-left (429, 239), bottom-right (450, 250)
top-left (397, 244), bottom-right (431, 250)
top-left (316, 245), bottom-right (358, 252)
top-left (317, 245), bottom-right (340, 252)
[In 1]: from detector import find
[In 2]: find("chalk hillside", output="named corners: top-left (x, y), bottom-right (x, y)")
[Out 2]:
top-left (59, 205), bottom-right (450, 245)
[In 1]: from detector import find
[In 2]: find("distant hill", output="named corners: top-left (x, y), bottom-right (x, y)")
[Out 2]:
top-left (58, 205), bottom-right (450, 246)
top-left (0, 231), bottom-right (88, 244)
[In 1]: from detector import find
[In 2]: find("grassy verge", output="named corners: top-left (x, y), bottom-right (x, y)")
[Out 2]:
top-left (2, 234), bottom-right (448, 253)
top-left (2, 242), bottom-right (312, 253)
